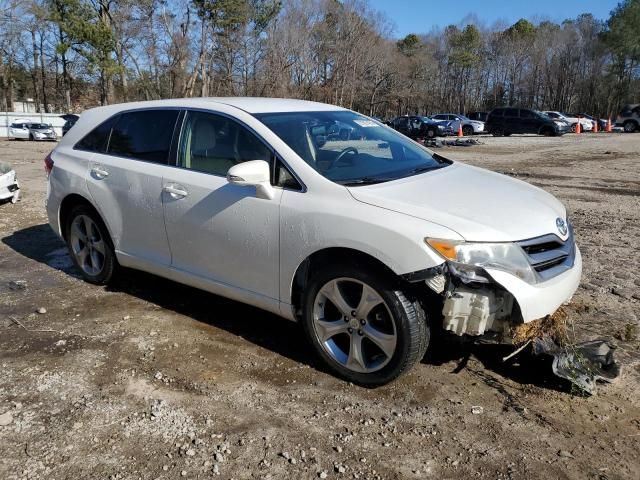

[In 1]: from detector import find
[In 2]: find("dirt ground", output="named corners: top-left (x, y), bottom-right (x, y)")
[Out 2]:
top-left (0, 133), bottom-right (639, 480)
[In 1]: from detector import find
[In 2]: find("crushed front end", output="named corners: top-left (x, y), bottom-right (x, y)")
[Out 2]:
top-left (0, 162), bottom-right (20, 204)
top-left (406, 225), bottom-right (582, 342)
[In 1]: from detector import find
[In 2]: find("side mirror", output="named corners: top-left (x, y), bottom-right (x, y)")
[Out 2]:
top-left (226, 160), bottom-right (275, 200)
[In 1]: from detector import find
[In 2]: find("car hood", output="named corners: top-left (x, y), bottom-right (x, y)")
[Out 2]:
top-left (347, 162), bottom-right (567, 242)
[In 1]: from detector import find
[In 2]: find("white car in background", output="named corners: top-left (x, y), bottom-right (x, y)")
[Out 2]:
top-left (9, 121), bottom-right (57, 141)
top-left (431, 113), bottom-right (485, 135)
top-left (543, 111), bottom-right (592, 132)
top-left (45, 98), bottom-right (581, 386)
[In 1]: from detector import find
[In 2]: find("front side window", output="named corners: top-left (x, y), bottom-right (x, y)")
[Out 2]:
top-left (255, 110), bottom-right (449, 186)
top-left (504, 108), bottom-right (519, 117)
top-left (108, 110), bottom-right (179, 163)
top-left (177, 110), bottom-right (272, 176)
top-left (520, 110), bottom-right (534, 119)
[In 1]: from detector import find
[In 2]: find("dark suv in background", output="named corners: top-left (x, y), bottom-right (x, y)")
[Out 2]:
top-left (615, 104), bottom-right (639, 132)
top-left (486, 107), bottom-right (568, 136)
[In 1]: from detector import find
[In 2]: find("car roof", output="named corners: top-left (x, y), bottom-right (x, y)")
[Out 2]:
top-left (87, 97), bottom-right (348, 115)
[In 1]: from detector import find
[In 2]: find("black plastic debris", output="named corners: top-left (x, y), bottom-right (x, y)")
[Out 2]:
top-left (423, 138), bottom-right (483, 148)
top-left (532, 335), bottom-right (621, 394)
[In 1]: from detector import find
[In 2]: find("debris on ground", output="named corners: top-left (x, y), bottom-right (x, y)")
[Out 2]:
top-left (532, 336), bottom-right (621, 395)
top-left (423, 138), bottom-right (484, 148)
top-left (512, 308), bottom-right (569, 346)
top-left (471, 406), bottom-right (484, 415)
top-left (8, 280), bottom-right (27, 291)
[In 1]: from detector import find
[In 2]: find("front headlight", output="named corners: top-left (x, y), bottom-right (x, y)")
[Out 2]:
top-left (426, 238), bottom-right (538, 284)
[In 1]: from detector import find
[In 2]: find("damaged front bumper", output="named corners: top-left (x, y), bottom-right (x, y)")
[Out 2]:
top-left (405, 245), bottom-right (582, 340)
top-left (0, 167), bottom-right (20, 203)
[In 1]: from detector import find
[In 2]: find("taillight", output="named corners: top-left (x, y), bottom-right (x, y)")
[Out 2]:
top-left (44, 151), bottom-right (54, 177)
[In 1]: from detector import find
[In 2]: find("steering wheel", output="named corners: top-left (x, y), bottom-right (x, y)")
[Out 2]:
top-left (328, 147), bottom-right (358, 169)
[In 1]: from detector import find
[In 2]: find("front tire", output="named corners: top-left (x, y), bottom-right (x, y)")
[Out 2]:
top-left (64, 205), bottom-right (117, 285)
top-left (462, 125), bottom-right (474, 136)
top-left (302, 264), bottom-right (429, 386)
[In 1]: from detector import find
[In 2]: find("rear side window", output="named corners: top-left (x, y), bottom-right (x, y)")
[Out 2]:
top-left (504, 108), bottom-right (519, 117)
top-left (108, 110), bottom-right (179, 163)
top-left (490, 109), bottom-right (504, 117)
top-left (519, 109), bottom-right (534, 118)
top-left (75, 115), bottom-right (119, 153)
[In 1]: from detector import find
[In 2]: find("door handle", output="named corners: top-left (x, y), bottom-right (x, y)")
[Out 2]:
top-left (91, 166), bottom-right (109, 179)
top-left (163, 184), bottom-right (188, 198)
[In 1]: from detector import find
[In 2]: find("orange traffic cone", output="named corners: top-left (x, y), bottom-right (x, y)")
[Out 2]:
top-left (606, 117), bottom-right (612, 132)
top-left (575, 117), bottom-right (581, 134)
top-left (593, 119), bottom-right (598, 133)
top-left (457, 123), bottom-right (463, 137)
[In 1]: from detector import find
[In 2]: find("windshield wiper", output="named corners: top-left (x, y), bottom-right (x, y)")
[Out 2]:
top-left (339, 177), bottom-right (392, 186)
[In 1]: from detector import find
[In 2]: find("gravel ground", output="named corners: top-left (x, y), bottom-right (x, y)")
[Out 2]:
top-left (0, 133), bottom-right (639, 480)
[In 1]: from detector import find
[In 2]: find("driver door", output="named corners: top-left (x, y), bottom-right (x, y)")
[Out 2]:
top-left (162, 110), bottom-right (282, 300)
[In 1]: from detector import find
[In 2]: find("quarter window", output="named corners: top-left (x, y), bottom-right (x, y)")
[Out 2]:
top-left (274, 158), bottom-right (302, 190)
top-left (75, 115), bottom-right (119, 153)
top-left (107, 110), bottom-right (179, 163)
top-left (177, 111), bottom-right (272, 177)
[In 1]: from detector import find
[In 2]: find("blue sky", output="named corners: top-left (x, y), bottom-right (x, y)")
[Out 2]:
top-left (368, 0), bottom-right (621, 37)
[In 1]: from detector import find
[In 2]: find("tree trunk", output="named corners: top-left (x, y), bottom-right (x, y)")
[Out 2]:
top-left (30, 30), bottom-right (41, 113)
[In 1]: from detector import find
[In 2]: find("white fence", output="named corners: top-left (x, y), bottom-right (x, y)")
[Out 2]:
top-left (1, 112), bottom-right (68, 138)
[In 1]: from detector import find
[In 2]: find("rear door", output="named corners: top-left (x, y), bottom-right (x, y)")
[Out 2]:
top-left (85, 109), bottom-right (180, 266)
top-left (503, 108), bottom-right (520, 133)
top-left (162, 109), bottom-right (282, 300)
top-left (518, 109), bottom-right (538, 133)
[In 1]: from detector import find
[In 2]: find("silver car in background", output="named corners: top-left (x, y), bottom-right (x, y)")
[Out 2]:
top-left (431, 113), bottom-right (485, 135)
top-left (9, 122), bottom-right (57, 141)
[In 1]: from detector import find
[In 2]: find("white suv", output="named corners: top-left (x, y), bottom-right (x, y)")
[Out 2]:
top-left (46, 98), bottom-right (582, 385)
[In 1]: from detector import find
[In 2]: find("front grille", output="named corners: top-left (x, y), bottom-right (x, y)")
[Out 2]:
top-left (517, 226), bottom-right (576, 282)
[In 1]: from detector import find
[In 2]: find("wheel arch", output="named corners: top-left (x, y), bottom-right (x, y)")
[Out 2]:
top-left (59, 193), bottom-right (115, 246)
top-left (289, 247), bottom-right (400, 320)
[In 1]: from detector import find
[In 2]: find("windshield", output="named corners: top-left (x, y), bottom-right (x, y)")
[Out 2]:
top-left (255, 110), bottom-right (449, 185)
top-left (29, 123), bottom-right (50, 129)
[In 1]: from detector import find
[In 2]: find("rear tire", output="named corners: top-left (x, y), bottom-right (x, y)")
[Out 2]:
top-left (301, 263), bottom-right (429, 386)
top-left (64, 204), bottom-right (117, 285)
top-left (491, 128), bottom-right (503, 137)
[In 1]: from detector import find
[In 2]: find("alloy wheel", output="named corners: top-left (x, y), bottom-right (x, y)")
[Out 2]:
top-left (69, 214), bottom-right (106, 276)
top-left (312, 278), bottom-right (397, 373)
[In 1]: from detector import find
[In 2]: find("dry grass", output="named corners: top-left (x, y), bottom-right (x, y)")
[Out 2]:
top-left (512, 307), bottom-right (569, 346)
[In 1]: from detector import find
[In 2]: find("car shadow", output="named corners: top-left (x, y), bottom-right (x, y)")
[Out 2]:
top-left (424, 339), bottom-right (569, 393)
top-left (4, 224), bottom-right (569, 392)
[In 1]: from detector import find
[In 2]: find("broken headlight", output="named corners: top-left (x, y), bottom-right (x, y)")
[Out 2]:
top-left (425, 238), bottom-right (537, 284)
